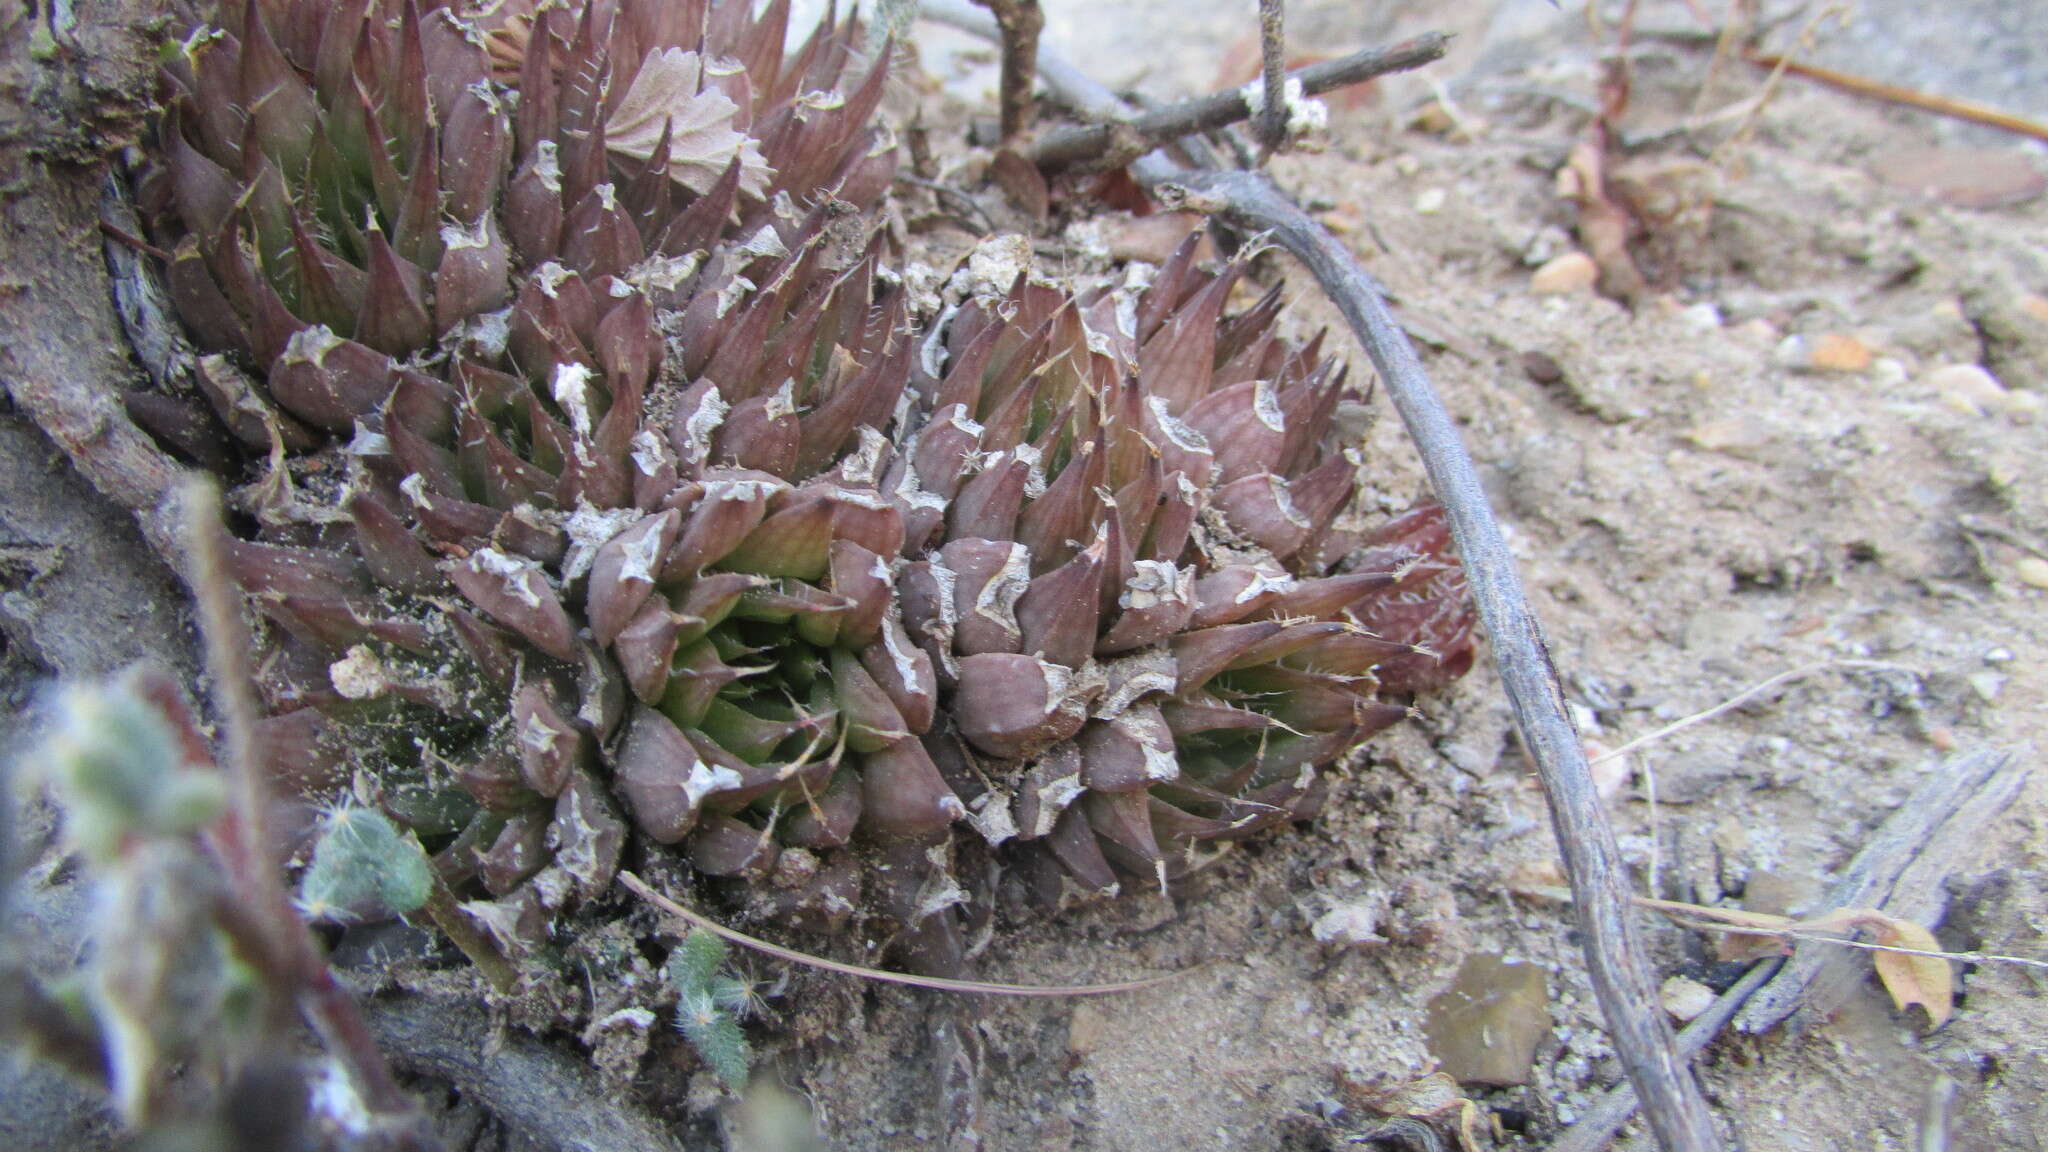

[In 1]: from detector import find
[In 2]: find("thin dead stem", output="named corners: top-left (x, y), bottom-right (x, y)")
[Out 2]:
top-left (1591, 658), bottom-right (1920, 766)
top-left (1744, 49), bottom-right (2048, 144)
top-left (620, 871), bottom-right (1189, 997)
top-left (181, 479), bottom-right (419, 1121)
top-left (1256, 0), bottom-right (1287, 152)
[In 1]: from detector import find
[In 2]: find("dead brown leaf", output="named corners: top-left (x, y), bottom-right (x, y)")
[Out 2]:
top-left (607, 49), bottom-right (772, 197)
top-left (1862, 914), bottom-right (1957, 1027)
top-left (1341, 1070), bottom-right (1484, 1152)
top-left (1509, 885), bottom-right (1958, 1025)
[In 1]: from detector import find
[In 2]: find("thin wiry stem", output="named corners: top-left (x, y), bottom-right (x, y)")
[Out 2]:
top-left (621, 872), bottom-right (1188, 997)
top-left (182, 477), bottom-right (284, 957)
top-left (1588, 658), bottom-right (1919, 765)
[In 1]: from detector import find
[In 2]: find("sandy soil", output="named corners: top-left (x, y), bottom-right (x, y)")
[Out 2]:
top-left (3, 2), bottom-right (2043, 1149)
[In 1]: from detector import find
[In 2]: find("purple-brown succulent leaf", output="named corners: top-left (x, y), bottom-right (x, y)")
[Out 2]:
top-left (1014, 525), bottom-right (1106, 669)
top-left (453, 741), bottom-right (540, 813)
top-left (586, 509), bottom-right (680, 646)
top-left (1170, 620), bottom-right (1283, 694)
top-left (1211, 472), bottom-right (1314, 559)
top-left (941, 538), bottom-right (1029, 657)
top-left (513, 680), bottom-right (582, 797)
top-left (859, 736), bottom-right (967, 839)
top-left (1190, 564), bottom-right (1297, 629)
top-left (663, 476), bottom-right (779, 578)
top-left (859, 616), bottom-right (938, 735)
top-left (1096, 559), bottom-right (1196, 654)
top-left (448, 547), bottom-right (579, 663)
top-left (687, 813), bottom-right (779, 878)
top-left (616, 705), bottom-right (744, 843)
top-left (347, 489), bottom-right (444, 594)
top-left (952, 652), bottom-right (1096, 760)
top-left (1075, 702), bottom-right (1180, 792)
top-left (827, 540), bottom-right (893, 649)
top-left (830, 648), bottom-right (909, 754)
top-left (548, 768), bottom-right (627, 903)
top-left (1183, 378), bottom-right (1288, 485)
top-left (434, 215), bottom-right (513, 331)
top-left (269, 325), bottom-right (395, 431)
top-left (478, 810), bottom-right (551, 896)
top-left (782, 770), bottom-right (865, 850)
top-left (1012, 741), bottom-right (1083, 841)
top-left (615, 599), bottom-right (685, 704)
top-left (357, 227), bottom-right (434, 357)
top-left (459, 885), bottom-right (550, 958)
top-left (1083, 790), bottom-right (1168, 894)
top-left (1045, 805), bottom-right (1119, 897)
top-left (720, 495), bottom-right (834, 581)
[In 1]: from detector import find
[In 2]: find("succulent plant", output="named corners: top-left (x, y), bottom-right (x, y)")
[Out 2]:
top-left (128, 0), bottom-right (1475, 977)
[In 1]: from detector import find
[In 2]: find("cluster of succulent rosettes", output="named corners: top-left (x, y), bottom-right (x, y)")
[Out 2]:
top-left (132, 0), bottom-right (1476, 975)
top-left (134, 0), bottom-right (891, 462)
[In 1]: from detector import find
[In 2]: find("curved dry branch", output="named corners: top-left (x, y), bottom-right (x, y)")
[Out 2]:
top-left (1169, 167), bottom-right (1719, 1152)
top-left (1027, 32), bottom-right (1452, 171)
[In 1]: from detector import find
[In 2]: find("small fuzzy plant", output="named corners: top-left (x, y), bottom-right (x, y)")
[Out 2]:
top-left (664, 928), bottom-right (755, 1088)
top-left (4, 666), bottom-right (428, 1146)
top-left (297, 803), bottom-right (434, 924)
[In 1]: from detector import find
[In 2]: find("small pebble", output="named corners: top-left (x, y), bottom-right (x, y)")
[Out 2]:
top-left (1521, 349), bottom-right (1565, 384)
top-left (1967, 672), bottom-right (2006, 702)
top-left (1810, 332), bottom-right (1874, 372)
top-left (1678, 302), bottom-right (1723, 331)
top-left (1531, 251), bottom-right (1599, 295)
top-left (1774, 332), bottom-right (1874, 373)
top-left (1733, 318), bottom-right (1778, 344)
top-left (1927, 363), bottom-right (2008, 415)
top-left (1414, 187), bottom-right (1447, 214)
top-left (1312, 901), bottom-right (1388, 947)
top-left (1522, 225), bottom-right (1572, 267)
top-left (1685, 418), bottom-right (1771, 455)
top-left (2018, 293), bottom-right (2048, 325)
top-left (1985, 647), bottom-right (2015, 663)
top-left (1660, 976), bottom-right (1717, 1022)
top-left (2017, 556), bottom-right (2048, 589)
top-left (1925, 726), bottom-right (1958, 752)
top-left (1067, 1004), bottom-right (1109, 1056)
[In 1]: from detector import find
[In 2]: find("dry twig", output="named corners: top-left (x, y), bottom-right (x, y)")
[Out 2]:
top-left (1589, 658), bottom-right (1919, 766)
top-left (1744, 50), bottom-right (2048, 145)
top-left (970, 0), bottom-right (1044, 143)
top-left (1255, 0), bottom-right (1288, 152)
top-left (1547, 958), bottom-right (1784, 1152)
top-left (1027, 34), bottom-right (1452, 171)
